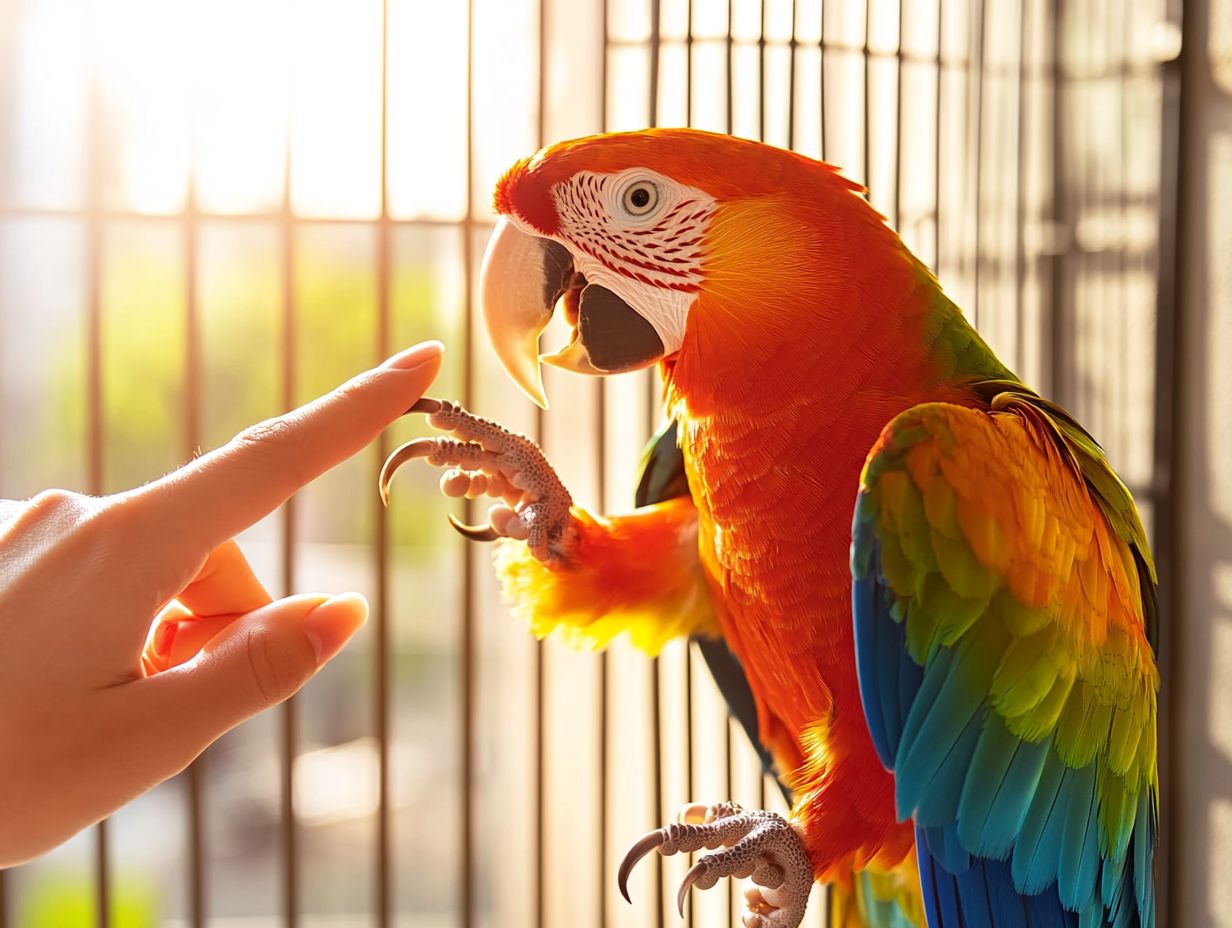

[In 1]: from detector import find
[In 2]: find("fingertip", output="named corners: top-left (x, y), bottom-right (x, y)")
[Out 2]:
top-left (301, 592), bottom-right (369, 665)
top-left (380, 339), bottom-right (445, 372)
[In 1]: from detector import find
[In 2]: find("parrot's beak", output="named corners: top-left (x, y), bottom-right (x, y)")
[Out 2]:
top-left (480, 217), bottom-right (575, 409)
top-left (480, 218), bottom-right (667, 409)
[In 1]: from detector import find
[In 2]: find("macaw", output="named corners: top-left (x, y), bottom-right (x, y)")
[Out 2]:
top-left (379, 129), bottom-right (1158, 928)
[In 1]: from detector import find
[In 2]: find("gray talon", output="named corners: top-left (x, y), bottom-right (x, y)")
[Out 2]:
top-left (447, 513), bottom-right (500, 542)
top-left (616, 803), bottom-right (812, 927)
top-left (618, 830), bottom-right (667, 904)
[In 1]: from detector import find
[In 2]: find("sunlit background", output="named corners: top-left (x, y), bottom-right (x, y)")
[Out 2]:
top-left (2, 0), bottom-right (1229, 926)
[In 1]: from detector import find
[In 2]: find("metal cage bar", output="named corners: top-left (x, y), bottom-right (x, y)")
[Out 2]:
top-left (277, 89), bottom-right (300, 928)
top-left (461, 6), bottom-right (479, 928)
top-left (374, 3), bottom-right (394, 925)
top-left (1153, 0), bottom-right (1187, 920)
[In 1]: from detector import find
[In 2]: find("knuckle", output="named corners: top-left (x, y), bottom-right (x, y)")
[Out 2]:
top-left (233, 414), bottom-right (297, 453)
top-left (230, 415), bottom-right (307, 487)
top-left (243, 624), bottom-right (305, 706)
top-left (26, 487), bottom-right (91, 518)
top-left (11, 488), bottom-right (108, 548)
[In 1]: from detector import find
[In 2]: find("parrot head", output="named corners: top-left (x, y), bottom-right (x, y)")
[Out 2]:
top-left (480, 127), bottom-right (877, 408)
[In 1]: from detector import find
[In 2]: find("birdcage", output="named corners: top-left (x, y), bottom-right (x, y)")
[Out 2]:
top-left (0, 0), bottom-right (1189, 926)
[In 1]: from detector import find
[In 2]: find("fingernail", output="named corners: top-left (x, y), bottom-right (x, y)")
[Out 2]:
top-left (302, 592), bottom-right (369, 665)
top-left (381, 340), bottom-right (444, 372)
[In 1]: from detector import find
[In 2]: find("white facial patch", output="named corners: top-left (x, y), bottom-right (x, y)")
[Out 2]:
top-left (545, 168), bottom-right (717, 356)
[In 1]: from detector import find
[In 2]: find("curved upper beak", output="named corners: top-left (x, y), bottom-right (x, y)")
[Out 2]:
top-left (479, 217), bottom-right (575, 408)
top-left (480, 217), bottom-right (669, 409)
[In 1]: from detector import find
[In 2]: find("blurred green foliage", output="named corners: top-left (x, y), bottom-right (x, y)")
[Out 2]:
top-left (18, 871), bottom-right (156, 928)
top-left (47, 223), bottom-right (466, 549)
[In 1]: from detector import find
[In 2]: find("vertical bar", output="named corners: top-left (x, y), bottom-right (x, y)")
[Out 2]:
top-left (969, 0), bottom-right (986, 327)
top-left (933, 0), bottom-right (944, 274)
top-left (818, 0), bottom-right (826, 160)
top-left (646, 4), bottom-right (666, 927)
top-left (684, 5), bottom-right (694, 921)
top-left (723, 709), bottom-right (733, 926)
top-left (1117, 3), bottom-right (1131, 469)
top-left (460, 3), bottom-right (477, 926)
top-left (95, 830), bottom-right (109, 928)
top-left (597, 542), bottom-right (609, 928)
top-left (374, 1), bottom-right (393, 925)
top-left (86, 68), bottom-right (109, 928)
top-left (533, 606), bottom-right (545, 927)
top-left (863, 0), bottom-right (872, 194)
top-left (686, 0), bottom-right (694, 126)
top-left (1046, 0), bottom-right (1065, 401)
top-left (1012, 0), bottom-right (1029, 373)
top-left (1082, 0), bottom-right (1101, 435)
top-left (530, 0), bottom-right (552, 919)
top-left (596, 346), bottom-right (610, 924)
top-left (1151, 1), bottom-right (1185, 922)
top-left (685, 1), bottom-right (696, 923)
top-left (0, 863), bottom-right (6, 928)
top-left (184, 150), bottom-right (206, 928)
top-left (726, 0), bottom-right (734, 138)
top-left (649, 0), bottom-right (662, 127)
top-left (651, 658), bottom-right (665, 928)
top-left (758, 0), bottom-right (767, 141)
top-left (683, 649), bottom-right (694, 928)
top-left (893, 0), bottom-right (906, 229)
top-left (279, 68), bottom-right (299, 928)
top-left (786, 0), bottom-right (797, 151)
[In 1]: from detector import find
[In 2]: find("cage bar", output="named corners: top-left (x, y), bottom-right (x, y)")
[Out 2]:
top-left (375, 2), bottom-right (394, 926)
top-left (461, 5), bottom-right (477, 928)
top-left (276, 31), bottom-right (302, 918)
top-left (86, 64), bottom-right (109, 928)
top-left (183, 136), bottom-right (206, 928)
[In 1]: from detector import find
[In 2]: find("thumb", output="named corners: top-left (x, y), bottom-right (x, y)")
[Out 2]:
top-left (120, 593), bottom-right (368, 771)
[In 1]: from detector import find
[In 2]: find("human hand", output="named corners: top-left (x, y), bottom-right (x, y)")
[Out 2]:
top-left (0, 339), bottom-right (443, 867)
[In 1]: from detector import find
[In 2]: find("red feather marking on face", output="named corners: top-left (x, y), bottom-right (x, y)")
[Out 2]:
top-left (493, 157), bottom-right (560, 235)
top-left (496, 128), bottom-right (867, 243)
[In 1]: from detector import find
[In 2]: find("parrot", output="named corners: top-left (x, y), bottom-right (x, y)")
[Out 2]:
top-left (378, 128), bottom-right (1158, 928)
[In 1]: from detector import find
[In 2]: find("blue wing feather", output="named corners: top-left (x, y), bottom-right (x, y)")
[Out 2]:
top-left (852, 402), bottom-right (1156, 928)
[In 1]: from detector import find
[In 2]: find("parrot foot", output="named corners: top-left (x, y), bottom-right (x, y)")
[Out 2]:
top-left (618, 802), bottom-right (813, 928)
top-left (379, 397), bottom-right (579, 563)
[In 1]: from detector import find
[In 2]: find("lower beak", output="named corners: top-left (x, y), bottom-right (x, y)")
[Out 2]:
top-left (479, 219), bottom-right (667, 409)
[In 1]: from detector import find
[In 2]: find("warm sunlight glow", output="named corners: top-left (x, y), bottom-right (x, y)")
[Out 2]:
top-left (10, 0), bottom-right (488, 218)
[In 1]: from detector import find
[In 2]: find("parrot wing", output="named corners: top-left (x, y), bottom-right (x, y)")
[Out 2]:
top-left (851, 390), bottom-right (1158, 928)
top-left (636, 419), bottom-right (792, 804)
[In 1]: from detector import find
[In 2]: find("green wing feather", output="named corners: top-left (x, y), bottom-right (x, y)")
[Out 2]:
top-left (852, 392), bottom-right (1158, 928)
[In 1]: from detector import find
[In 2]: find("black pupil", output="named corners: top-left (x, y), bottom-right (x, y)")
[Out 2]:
top-left (630, 187), bottom-right (651, 209)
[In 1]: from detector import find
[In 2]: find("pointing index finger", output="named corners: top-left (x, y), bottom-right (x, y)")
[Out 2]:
top-left (133, 341), bottom-right (443, 554)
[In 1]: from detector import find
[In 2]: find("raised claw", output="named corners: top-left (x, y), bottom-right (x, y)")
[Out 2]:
top-left (447, 513), bottom-right (500, 542)
top-left (378, 438), bottom-right (439, 505)
top-left (618, 830), bottom-right (666, 904)
top-left (378, 395), bottom-right (578, 562)
top-left (677, 860), bottom-right (706, 917)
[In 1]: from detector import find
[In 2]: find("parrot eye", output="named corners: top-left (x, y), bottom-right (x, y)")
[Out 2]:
top-left (619, 180), bottom-right (660, 218)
